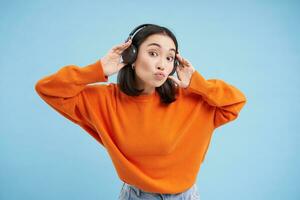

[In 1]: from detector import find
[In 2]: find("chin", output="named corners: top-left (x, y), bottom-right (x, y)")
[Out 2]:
top-left (154, 81), bottom-right (166, 87)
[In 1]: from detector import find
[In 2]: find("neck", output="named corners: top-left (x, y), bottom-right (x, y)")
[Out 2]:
top-left (134, 77), bottom-right (155, 95)
top-left (141, 88), bottom-right (155, 95)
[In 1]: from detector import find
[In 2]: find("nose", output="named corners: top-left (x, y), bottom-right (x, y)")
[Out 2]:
top-left (157, 66), bottom-right (164, 71)
top-left (156, 59), bottom-right (166, 71)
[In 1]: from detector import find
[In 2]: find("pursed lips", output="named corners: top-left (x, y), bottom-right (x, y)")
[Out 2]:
top-left (154, 72), bottom-right (166, 77)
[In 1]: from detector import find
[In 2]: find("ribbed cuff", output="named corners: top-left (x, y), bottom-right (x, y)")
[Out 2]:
top-left (83, 59), bottom-right (108, 83)
top-left (186, 70), bottom-right (210, 95)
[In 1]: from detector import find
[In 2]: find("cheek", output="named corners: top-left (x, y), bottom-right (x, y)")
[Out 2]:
top-left (169, 65), bottom-right (175, 73)
top-left (137, 56), bottom-right (154, 72)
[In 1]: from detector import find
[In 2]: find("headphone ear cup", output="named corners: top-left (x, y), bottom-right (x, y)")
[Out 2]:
top-left (170, 59), bottom-right (179, 75)
top-left (121, 44), bottom-right (137, 65)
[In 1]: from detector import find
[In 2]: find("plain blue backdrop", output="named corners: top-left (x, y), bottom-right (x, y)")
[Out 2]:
top-left (1, 0), bottom-right (299, 199)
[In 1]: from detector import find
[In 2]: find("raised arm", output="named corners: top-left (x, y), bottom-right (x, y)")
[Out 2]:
top-left (35, 60), bottom-right (110, 144)
top-left (187, 70), bottom-right (247, 129)
top-left (35, 39), bottom-right (133, 144)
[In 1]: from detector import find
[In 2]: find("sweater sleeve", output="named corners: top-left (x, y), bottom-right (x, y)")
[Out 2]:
top-left (34, 59), bottom-right (109, 145)
top-left (186, 70), bottom-right (247, 129)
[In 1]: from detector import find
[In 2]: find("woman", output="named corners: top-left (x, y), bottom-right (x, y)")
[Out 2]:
top-left (35, 24), bottom-right (247, 200)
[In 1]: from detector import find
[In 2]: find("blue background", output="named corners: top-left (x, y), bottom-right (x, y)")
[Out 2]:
top-left (1, 0), bottom-right (299, 199)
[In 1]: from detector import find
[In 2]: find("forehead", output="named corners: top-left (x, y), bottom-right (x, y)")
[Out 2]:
top-left (141, 34), bottom-right (176, 51)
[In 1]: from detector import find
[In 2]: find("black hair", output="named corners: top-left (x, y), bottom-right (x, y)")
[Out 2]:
top-left (117, 24), bottom-right (179, 105)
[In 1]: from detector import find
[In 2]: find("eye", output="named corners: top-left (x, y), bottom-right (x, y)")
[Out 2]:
top-left (148, 51), bottom-right (158, 56)
top-left (167, 56), bottom-right (175, 62)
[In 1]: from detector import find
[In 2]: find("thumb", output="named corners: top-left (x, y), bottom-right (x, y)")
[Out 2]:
top-left (168, 76), bottom-right (181, 86)
top-left (117, 62), bottom-right (127, 70)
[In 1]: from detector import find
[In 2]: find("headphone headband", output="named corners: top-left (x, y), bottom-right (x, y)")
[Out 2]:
top-left (127, 23), bottom-right (158, 41)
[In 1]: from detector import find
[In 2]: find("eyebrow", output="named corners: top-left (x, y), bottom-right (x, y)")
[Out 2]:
top-left (147, 43), bottom-right (176, 54)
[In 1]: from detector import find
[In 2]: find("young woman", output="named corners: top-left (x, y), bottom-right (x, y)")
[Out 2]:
top-left (35, 24), bottom-right (247, 200)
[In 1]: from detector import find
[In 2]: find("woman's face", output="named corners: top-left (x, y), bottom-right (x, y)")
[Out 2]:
top-left (132, 34), bottom-right (176, 94)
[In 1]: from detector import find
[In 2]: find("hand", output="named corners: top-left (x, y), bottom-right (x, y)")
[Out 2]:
top-left (168, 53), bottom-right (196, 88)
top-left (101, 39), bottom-right (132, 77)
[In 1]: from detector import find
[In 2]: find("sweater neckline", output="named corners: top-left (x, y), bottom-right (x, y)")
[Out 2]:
top-left (118, 86), bottom-right (158, 102)
top-left (129, 89), bottom-right (157, 102)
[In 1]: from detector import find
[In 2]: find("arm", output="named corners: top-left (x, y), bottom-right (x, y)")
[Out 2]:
top-left (186, 70), bottom-right (247, 129)
top-left (34, 59), bottom-right (109, 144)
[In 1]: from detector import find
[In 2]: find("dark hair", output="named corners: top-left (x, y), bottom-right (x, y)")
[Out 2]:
top-left (117, 24), bottom-right (179, 105)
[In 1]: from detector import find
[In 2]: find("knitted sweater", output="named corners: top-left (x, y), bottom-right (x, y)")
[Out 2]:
top-left (35, 59), bottom-right (247, 194)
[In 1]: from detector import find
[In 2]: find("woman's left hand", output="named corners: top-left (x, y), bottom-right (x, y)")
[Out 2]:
top-left (168, 53), bottom-right (196, 89)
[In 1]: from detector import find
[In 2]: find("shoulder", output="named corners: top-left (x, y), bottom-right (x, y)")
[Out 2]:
top-left (177, 85), bottom-right (204, 103)
top-left (82, 82), bottom-right (117, 98)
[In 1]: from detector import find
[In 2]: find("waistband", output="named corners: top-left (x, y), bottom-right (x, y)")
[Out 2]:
top-left (122, 182), bottom-right (196, 196)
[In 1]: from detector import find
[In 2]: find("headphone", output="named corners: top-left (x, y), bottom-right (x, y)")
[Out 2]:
top-left (121, 24), bottom-right (179, 76)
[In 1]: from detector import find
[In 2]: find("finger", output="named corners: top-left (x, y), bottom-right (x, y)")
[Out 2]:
top-left (113, 39), bottom-right (132, 52)
top-left (117, 62), bottom-right (127, 69)
top-left (176, 54), bottom-right (188, 67)
top-left (182, 57), bottom-right (191, 66)
top-left (176, 53), bottom-right (184, 63)
top-left (176, 53), bottom-right (190, 67)
top-left (168, 76), bottom-right (181, 86)
top-left (179, 56), bottom-right (188, 66)
top-left (118, 39), bottom-right (132, 49)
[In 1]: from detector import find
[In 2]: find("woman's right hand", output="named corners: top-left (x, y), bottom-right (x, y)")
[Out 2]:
top-left (101, 39), bottom-right (132, 77)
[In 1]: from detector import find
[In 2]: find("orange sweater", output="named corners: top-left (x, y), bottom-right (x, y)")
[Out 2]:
top-left (35, 59), bottom-right (246, 194)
